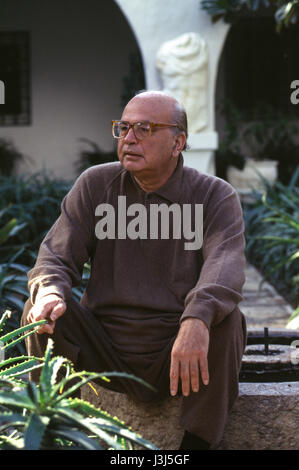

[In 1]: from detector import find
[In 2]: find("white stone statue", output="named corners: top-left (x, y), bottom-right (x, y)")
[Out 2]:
top-left (156, 32), bottom-right (209, 133)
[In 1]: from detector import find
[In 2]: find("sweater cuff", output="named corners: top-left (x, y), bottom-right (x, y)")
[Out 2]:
top-left (32, 286), bottom-right (65, 305)
top-left (180, 300), bottom-right (215, 331)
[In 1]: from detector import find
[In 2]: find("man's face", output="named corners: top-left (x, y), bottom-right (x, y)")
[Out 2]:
top-left (117, 96), bottom-right (180, 178)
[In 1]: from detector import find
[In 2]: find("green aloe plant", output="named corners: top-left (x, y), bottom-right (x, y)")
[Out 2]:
top-left (0, 337), bottom-right (158, 450)
top-left (0, 312), bottom-right (158, 450)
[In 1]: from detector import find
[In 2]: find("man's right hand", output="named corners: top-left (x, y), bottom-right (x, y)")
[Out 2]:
top-left (27, 294), bottom-right (66, 335)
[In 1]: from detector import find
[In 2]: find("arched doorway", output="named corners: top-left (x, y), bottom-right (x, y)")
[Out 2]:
top-left (0, 0), bottom-right (145, 178)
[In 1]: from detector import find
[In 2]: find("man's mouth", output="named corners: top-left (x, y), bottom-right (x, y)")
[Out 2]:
top-left (124, 152), bottom-right (143, 158)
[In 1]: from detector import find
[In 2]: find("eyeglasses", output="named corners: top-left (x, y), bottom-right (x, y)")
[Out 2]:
top-left (111, 120), bottom-right (183, 140)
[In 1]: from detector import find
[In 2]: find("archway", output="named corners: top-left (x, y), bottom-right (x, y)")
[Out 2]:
top-left (0, 0), bottom-right (145, 178)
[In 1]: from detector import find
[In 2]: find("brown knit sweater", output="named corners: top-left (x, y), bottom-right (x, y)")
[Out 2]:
top-left (28, 155), bottom-right (246, 356)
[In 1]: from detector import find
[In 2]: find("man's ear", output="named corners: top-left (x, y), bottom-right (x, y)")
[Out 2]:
top-left (173, 133), bottom-right (186, 156)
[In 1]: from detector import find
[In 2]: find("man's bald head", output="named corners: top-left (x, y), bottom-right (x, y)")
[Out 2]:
top-left (126, 91), bottom-right (188, 150)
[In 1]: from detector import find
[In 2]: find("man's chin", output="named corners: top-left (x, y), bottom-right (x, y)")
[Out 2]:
top-left (121, 155), bottom-right (145, 172)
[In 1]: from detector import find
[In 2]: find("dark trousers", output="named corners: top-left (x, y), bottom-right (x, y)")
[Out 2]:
top-left (21, 298), bottom-right (247, 446)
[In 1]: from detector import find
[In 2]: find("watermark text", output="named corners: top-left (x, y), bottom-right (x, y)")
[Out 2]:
top-left (95, 196), bottom-right (203, 250)
top-left (290, 340), bottom-right (299, 365)
top-left (290, 80), bottom-right (299, 104)
top-left (0, 80), bottom-right (4, 104)
top-left (0, 341), bottom-right (4, 363)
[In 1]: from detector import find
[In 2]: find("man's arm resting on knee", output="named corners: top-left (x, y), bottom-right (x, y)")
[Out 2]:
top-left (27, 293), bottom-right (66, 335)
top-left (169, 182), bottom-right (246, 397)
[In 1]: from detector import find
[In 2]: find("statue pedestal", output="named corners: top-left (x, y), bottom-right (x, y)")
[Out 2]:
top-left (183, 131), bottom-right (218, 175)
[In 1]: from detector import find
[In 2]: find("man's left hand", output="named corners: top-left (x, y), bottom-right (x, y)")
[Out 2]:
top-left (170, 318), bottom-right (210, 397)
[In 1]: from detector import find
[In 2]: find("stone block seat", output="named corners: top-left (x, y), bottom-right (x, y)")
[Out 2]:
top-left (81, 381), bottom-right (299, 450)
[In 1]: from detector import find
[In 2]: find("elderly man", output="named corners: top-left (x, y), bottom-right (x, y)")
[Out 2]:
top-left (22, 91), bottom-right (247, 450)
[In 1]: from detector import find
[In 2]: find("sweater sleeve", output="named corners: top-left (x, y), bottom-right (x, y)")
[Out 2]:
top-left (28, 170), bottom-right (96, 304)
top-left (180, 179), bottom-right (246, 330)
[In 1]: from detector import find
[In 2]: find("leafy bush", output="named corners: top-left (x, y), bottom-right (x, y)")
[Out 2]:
top-left (0, 212), bottom-right (34, 355)
top-left (0, 172), bottom-right (71, 264)
top-left (75, 139), bottom-right (118, 175)
top-left (200, 0), bottom-right (299, 31)
top-left (0, 138), bottom-right (26, 177)
top-left (0, 313), bottom-right (157, 450)
top-left (243, 167), bottom-right (299, 324)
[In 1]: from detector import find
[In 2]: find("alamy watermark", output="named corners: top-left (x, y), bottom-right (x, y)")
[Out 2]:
top-left (0, 341), bottom-right (4, 363)
top-left (290, 80), bottom-right (299, 104)
top-left (0, 80), bottom-right (4, 104)
top-left (95, 196), bottom-right (203, 250)
top-left (290, 340), bottom-right (299, 365)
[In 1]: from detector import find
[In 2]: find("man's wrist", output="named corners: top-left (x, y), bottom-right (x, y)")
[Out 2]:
top-left (180, 316), bottom-right (208, 330)
top-left (35, 292), bottom-right (65, 303)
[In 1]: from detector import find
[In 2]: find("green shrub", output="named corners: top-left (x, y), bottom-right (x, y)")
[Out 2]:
top-left (0, 313), bottom-right (157, 450)
top-left (0, 138), bottom-right (25, 177)
top-left (243, 167), bottom-right (299, 324)
top-left (0, 172), bottom-right (71, 264)
top-left (75, 139), bottom-right (118, 175)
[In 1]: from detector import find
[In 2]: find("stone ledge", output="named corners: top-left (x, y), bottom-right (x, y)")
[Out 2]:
top-left (81, 384), bottom-right (184, 450)
top-left (81, 382), bottom-right (299, 450)
top-left (217, 382), bottom-right (299, 450)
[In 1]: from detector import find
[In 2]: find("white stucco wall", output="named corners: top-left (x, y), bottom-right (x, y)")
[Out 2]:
top-left (0, 0), bottom-right (229, 178)
top-left (0, 0), bottom-right (139, 179)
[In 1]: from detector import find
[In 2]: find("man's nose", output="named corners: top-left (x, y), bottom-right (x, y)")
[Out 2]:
top-left (124, 126), bottom-right (137, 143)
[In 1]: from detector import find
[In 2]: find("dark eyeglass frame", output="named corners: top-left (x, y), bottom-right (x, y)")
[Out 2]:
top-left (111, 120), bottom-right (183, 140)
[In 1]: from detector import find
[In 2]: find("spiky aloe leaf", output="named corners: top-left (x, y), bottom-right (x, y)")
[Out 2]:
top-left (0, 319), bottom-right (47, 344)
top-left (39, 338), bottom-right (55, 399)
top-left (26, 382), bottom-right (39, 406)
top-left (0, 413), bottom-right (27, 431)
top-left (50, 356), bottom-right (70, 386)
top-left (48, 425), bottom-right (102, 450)
top-left (0, 434), bottom-right (24, 449)
top-left (0, 377), bottom-right (16, 389)
top-left (53, 405), bottom-right (123, 450)
top-left (0, 357), bottom-right (43, 378)
top-left (24, 413), bottom-right (50, 450)
top-left (66, 397), bottom-right (128, 428)
top-left (0, 309), bottom-right (11, 333)
top-left (89, 419), bottom-right (159, 450)
top-left (0, 390), bottom-right (35, 411)
top-left (0, 354), bottom-right (41, 370)
top-left (54, 370), bottom-right (156, 404)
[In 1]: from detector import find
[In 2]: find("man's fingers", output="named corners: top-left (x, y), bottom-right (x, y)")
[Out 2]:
top-left (50, 301), bottom-right (66, 321)
top-left (180, 361), bottom-right (190, 396)
top-left (199, 354), bottom-right (209, 386)
top-left (28, 302), bottom-right (52, 322)
top-left (170, 356), bottom-right (179, 396)
top-left (36, 319), bottom-right (55, 335)
top-left (190, 358), bottom-right (200, 393)
top-left (26, 297), bottom-right (66, 336)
